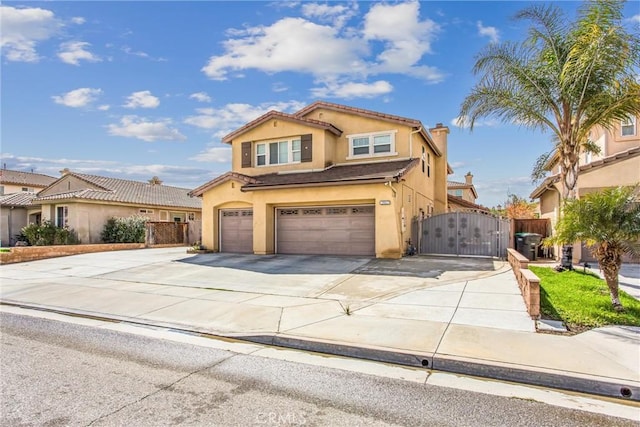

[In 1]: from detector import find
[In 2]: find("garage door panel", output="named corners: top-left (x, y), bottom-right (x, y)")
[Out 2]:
top-left (220, 209), bottom-right (253, 253)
top-left (277, 206), bottom-right (374, 256)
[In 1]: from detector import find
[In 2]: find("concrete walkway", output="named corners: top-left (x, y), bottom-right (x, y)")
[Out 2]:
top-left (1, 247), bottom-right (638, 402)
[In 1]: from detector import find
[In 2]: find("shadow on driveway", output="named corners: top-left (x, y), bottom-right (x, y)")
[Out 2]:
top-left (178, 253), bottom-right (499, 278)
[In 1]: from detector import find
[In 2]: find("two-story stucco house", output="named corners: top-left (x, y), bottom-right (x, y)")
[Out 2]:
top-left (190, 101), bottom-right (450, 258)
top-left (530, 114), bottom-right (640, 262)
top-left (0, 169), bottom-right (57, 246)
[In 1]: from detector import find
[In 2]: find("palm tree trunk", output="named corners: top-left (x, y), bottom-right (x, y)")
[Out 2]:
top-left (560, 145), bottom-right (579, 200)
top-left (600, 259), bottom-right (623, 311)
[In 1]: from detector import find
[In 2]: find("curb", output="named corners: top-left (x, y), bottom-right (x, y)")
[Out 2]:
top-left (3, 301), bottom-right (638, 403)
top-left (239, 333), bottom-right (639, 403)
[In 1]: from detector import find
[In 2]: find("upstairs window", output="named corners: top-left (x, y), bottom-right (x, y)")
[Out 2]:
top-left (621, 116), bottom-right (636, 137)
top-left (256, 139), bottom-right (301, 166)
top-left (347, 130), bottom-right (397, 158)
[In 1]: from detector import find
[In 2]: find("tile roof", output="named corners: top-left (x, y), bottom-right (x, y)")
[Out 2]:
top-left (447, 195), bottom-right (490, 212)
top-left (189, 172), bottom-right (258, 197)
top-left (34, 172), bottom-right (201, 209)
top-left (0, 192), bottom-right (38, 207)
top-left (243, 159), bottom-right (419, 190)
top-left (221, 110), bottom-right (342, 144)
top-left (295, 101), bottom-right (422, 127)
top-left (0, 169), bottom-right (56, 187)
top-left (190, 159), bottom-right (418, 195)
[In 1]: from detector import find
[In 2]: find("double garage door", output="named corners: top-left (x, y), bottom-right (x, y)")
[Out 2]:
top-left (219, 206), bottom-right (375, 256)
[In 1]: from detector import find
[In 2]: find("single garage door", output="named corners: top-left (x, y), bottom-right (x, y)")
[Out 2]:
top-left (276, 206), bottom-right (375, 256)
top-left (220, 209), bottom-right (253, 253)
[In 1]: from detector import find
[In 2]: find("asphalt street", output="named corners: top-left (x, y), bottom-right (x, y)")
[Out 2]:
top-left (2, 311), bottom-right (637, 427)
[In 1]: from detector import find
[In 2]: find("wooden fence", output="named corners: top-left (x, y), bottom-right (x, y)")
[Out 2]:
top-left (145, 222), bottom-right (188, 245)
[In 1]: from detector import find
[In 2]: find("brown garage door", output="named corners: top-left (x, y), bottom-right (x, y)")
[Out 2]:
top-left (220, 209), bottom-right (253, 253)
top-left (276, 206), bottom-right (375, 256)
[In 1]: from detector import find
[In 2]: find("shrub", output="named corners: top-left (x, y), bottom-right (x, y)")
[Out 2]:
top-left (101, 215), bottom-right (147, 243)
top-left (21, 221), bottom-right (79, 246)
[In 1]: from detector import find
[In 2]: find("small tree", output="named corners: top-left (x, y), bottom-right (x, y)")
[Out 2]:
top-left (545, 185), bottom-right (640, 311)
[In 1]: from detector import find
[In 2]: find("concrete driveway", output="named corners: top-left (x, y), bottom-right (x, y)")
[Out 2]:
top-left (0, 247), bottom-right (531, 337)
top-left (4, 247), bottom-right (640, 401)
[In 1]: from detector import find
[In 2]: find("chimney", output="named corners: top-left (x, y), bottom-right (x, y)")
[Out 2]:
top-left (465, 172), bottom-right (473, 185)
top-left (60, 168), bottom-right (71, 176)
top-left (148, 176), bottom-right (163, 185)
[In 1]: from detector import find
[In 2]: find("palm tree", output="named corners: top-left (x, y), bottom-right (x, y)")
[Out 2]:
top-left (459, 0), bottom-right (640, 200)
top-left (546, 186), bottom-right (640, 311)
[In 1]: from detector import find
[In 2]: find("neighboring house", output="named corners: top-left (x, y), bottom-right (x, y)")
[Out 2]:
top-left (530, 114), bottom-right (640, 262)
top-left (0, 169), bottom-right (56, 195)
top-left (0, 192), bottom-right (39, 246)
top-left (0, 169), bottom-right (57, 246)
top-left (447, 172), bottom-right (478, 204)
top-left (190, 101), bottom-right (450, 258)
top-left (33, 170), bottom-right (202, 244)
top-left (447, 195), bottom-right (490, 214)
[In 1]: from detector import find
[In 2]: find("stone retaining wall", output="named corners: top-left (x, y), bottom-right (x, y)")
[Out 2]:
top-left (0, 243), bottom-right (151, 265)
top-left (507, 248), bottom-right (541, 319)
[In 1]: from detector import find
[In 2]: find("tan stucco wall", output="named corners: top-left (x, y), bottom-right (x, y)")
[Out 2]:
top-left (40, 201), bottom-right (201, 244)
top-left (0, 206), bottom-right (29, 246)
top-left (1, 183), bottom-right (46, 194)
top-left (229, 109), bottom-right (442, 176)
top-left (231, 120), bottom-right (330, 173)
top-left (199, 164), bottom-right (436, 258)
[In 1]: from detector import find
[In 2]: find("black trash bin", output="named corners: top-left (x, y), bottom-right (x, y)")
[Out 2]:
top-left (515, 232), bottom-right (543, 261)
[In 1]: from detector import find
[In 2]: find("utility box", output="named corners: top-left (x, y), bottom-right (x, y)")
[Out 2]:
top-left (515, 232), bottom-right (543, 261)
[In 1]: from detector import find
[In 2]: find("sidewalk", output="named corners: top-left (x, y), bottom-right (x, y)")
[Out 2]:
top-left (1, 247), bottom-right (638, 402)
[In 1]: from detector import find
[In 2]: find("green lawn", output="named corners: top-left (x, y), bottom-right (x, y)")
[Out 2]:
top-left (529, 266), bottom-right (640, 329)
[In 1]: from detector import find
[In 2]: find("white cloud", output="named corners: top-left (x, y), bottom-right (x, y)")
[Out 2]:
top-left (52, 88), bottom-right (103, 108)
top-left (123, 91), bottom-right (160, 109)
top-left (202, 17), bottom-right (368, 81)
top-left (451, 115), bottom-right (500, 128)
top-left (58, 41), bottom-right (101, 65)
top-left (98, 105), bottom-right (110, 111)
top-left (201, 1), bottom-right (444, 94)
top-left (107, 116), bottom-right (186, 142)
top-left (311, 80), bottom-right (393, 99)
top-left (477, 21), bottom-right (499, 44)
top-left (0, 5), bottom-right (61, 62)
top-left (189, 146), bottom-right (232, 163)
top-left (189, 92), bottom-right (212, 103)
top-left (122, 46), bottom-right (167, 62)
top-left (626, 14), bottom-right (640, 24)
top-left (363, 1), bottom-right (440, 78)
top-left (0, 153), bottom-right (214, 189)
top-left (301, 2), bottom-right (358, 29)
top-left (184, 101), bottom-right (305, 131)
top-left (71, 17), bottom-right (86, 25)
top-left (272, 82), bottom-right (289, 92)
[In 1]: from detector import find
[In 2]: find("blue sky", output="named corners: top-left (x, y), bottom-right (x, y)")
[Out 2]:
top-left (2, 1), bottom-right (639, 208)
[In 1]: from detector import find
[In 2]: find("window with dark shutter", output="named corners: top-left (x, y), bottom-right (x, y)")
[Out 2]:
top-left (301, 134), bottom-right (312, 162)
top-left (241, 142), bottom-right (252, 168)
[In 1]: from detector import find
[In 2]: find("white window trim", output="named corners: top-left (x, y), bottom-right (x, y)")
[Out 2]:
top-left (346, 130), bottom-right (398, 160)
top-left (255, 138), bottom-right (302, 167)
top-left (621, 116), bottom-right (636, 137)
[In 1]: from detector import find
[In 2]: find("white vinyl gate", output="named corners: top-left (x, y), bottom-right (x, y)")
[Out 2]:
top-left (416, 212), bottom-right (509, 258)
